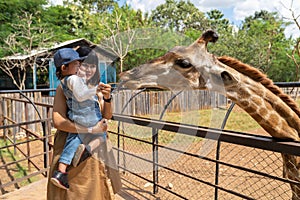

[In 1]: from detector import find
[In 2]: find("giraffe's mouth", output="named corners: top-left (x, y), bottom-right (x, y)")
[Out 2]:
top-left (137, 85), bottom-right (167, 90)
top-left (139, 87), bottom-right (166, 91)
top-left (119, 79), bottom-right (168, 90)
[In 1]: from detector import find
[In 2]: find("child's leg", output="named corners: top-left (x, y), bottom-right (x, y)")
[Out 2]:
top-left (51, 133), bottom-right (82, 189)
top-left (59, 133), bottom-right (82, 168)
top-left (57, 163), bottom-right (68, 173)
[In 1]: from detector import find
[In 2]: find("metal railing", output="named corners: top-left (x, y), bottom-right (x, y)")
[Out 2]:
top-left (109, 82), bottom-right (300, 199)
top-left (0, 89), bottom-right (54, 194)
top-left (1, 83), bottom-right (300, 198)
top-left (111, 114), bottom-right (300, 199)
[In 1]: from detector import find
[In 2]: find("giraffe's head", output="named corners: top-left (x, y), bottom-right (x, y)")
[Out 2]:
top-left (120, 30), bottom-right (238, 93)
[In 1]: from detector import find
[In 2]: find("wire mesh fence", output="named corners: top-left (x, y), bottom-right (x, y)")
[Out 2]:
top-left (109, 115), bottom-right (300, 200)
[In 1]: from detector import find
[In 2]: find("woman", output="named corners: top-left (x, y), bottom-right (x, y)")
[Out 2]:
top-left (47, 47), bottom-right (121, 199)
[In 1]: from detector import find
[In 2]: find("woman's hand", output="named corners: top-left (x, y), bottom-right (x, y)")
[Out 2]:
top-left (97, 82), bottom-right (113, 119)
top-left (92, 118), bottom-right (108, 133)
top-left (97, 82), bottom-right (111, 100)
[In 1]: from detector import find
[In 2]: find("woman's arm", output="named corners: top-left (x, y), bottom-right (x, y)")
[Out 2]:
top-left (53, 85), bottom-right (107, 133)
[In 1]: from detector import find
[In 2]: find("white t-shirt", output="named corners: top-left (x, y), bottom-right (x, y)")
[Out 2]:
top-left (65, 75), bottom-right (97, 102)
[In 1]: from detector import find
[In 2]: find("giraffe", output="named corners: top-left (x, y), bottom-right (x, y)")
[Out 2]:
top-left (119, 30), bottom-right (300, 199)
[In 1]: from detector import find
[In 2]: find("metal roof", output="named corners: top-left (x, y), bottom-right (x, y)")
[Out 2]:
top-left (2, 49), bottom-right (48, 60)
top-left (1, 38), bottom-right (92, 60)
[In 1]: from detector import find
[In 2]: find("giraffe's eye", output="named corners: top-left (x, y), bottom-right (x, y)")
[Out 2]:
top-left (175, 59), bottom-right (192, 68)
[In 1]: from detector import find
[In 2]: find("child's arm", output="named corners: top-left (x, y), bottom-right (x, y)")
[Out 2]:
top-left (67, 75), bottom-right (96, 102)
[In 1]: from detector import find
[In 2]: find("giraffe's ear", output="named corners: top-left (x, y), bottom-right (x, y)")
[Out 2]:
top-left (221, 71), bottom-right (238, 87)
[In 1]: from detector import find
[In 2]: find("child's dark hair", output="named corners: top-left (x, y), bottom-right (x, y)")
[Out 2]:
top-left (77, 46), bottom-right (100, 86)
top-left (55, 63), bottom-right (69, 80)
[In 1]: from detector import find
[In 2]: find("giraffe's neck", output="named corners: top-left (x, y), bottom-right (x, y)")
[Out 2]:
top-left (225, 79), bottom-right (300, 141)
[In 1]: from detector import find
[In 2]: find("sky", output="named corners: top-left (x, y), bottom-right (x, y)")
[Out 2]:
top-left (51, 0), bottom-right (300, 38)
top-left (123, 0), bottom-right (300, 38)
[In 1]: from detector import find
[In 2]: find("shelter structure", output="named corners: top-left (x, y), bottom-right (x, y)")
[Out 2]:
top-left (0, 38), bottom-right (117, 94)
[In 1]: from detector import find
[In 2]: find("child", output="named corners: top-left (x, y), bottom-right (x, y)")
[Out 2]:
top-left (50, 48), bottom-right (110, 190)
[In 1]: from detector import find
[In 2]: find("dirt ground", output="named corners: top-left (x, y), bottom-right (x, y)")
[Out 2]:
top-left (0, 127), bottom-right (294, 200)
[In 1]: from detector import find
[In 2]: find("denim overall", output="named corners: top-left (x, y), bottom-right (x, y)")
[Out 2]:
top-left (59, 76), bottom-right (106, 165)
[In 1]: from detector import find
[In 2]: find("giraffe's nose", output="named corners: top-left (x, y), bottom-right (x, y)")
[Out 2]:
top-left (119, 71), bottom-right (129, 81)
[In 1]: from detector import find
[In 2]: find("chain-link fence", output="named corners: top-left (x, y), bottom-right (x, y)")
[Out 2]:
top-left (109, 114), bottom-right (300, 200)
top-left (108, 83), bottom-right (300, 200)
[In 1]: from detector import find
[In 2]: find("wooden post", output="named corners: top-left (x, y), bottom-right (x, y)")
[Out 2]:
top-left (0, 96), bottom-right (3, 126)
top-left (1, 97), bottom-right (7, 141)
top-left (25, 102), bottom-right (31, 171)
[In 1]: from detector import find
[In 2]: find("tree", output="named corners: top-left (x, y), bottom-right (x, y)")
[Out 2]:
top-left (0, 0), bottom-right (48, 57)
top-left (240, 10), bottom-right (296, 82)
top-left (65, 4), bottom-right (91, 37)
top-left (0, 12), bottom-right (53, 89)
top-left (57, 0), bottom-right (118, 39)
top-left (206, 9), bottom-right (230, 31)
top-left (90, 4), bottom-right (150, 73)
top-left (281, 0), bottom-right (300, 81)
top-left (150, 0), bottom-right (209, 33)
top-left (206, 10), bottom-right (294, 81)
top-left (40, 5), bottom-right (76, 42)
top-left (71, 0), bottom-right (119, 12)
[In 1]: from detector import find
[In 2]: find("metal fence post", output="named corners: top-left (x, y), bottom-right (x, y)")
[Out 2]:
top-left (152, 90), bottom-right (183, 194)
top-left (47, 107), bottom-right (53, 165)
top-left (117, 89), bottom-right (146, 172)
top-left (42, 120), bottom-right (48, 176)
top-left (214, 102), bottom-right (235, 200)
top-left (152, 127), bottom-right (159, 194)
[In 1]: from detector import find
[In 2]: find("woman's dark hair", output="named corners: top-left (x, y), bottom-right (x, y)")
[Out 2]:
top-left (77, 46), bottom-right (100, 86)
top-left (77, 46), bottom-right (92, 57)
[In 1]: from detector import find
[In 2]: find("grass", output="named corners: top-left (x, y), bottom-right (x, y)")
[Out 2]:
top-left (0, 139), bottom-right (40, 188)
top-left (160, 107), bottom-right (261, 131)
top-left (109, 97), bottom-right (300, 145)
top-left (108, 105), bottom-right (262, 145)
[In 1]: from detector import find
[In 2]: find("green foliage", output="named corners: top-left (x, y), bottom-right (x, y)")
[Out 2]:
top-left (208, 10), bottom-right (296, 82)
top-left (119, 28), bottom-right (193, 75)
top-left (96, 4), bottom-right (149, 39)
top-left (87, 4), bottom-right (154, 73)
top-left (238, 11), bottom-right (292, 70)
top-left (40, 5), bottom-right (75, 42)
top-left (123, 48), bottom-right (165, 72)
top-left (206, 9), bottom-right (230, 31)
top-left (72, 0), bottom-right (118, 12)
top-left (0, 0), bottom-right (49, 57)
top-left (150, 0), bottom-right (209, 33)
top-left (0, 0), bottom-right (47, 23)
top-left (0, 1), bottom-right (299, 82)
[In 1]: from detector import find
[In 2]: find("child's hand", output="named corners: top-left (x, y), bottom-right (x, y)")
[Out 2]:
top-left (97, 82), bottom-right (111, 100)
top-left (93, 119), bottom-right (108, 133)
